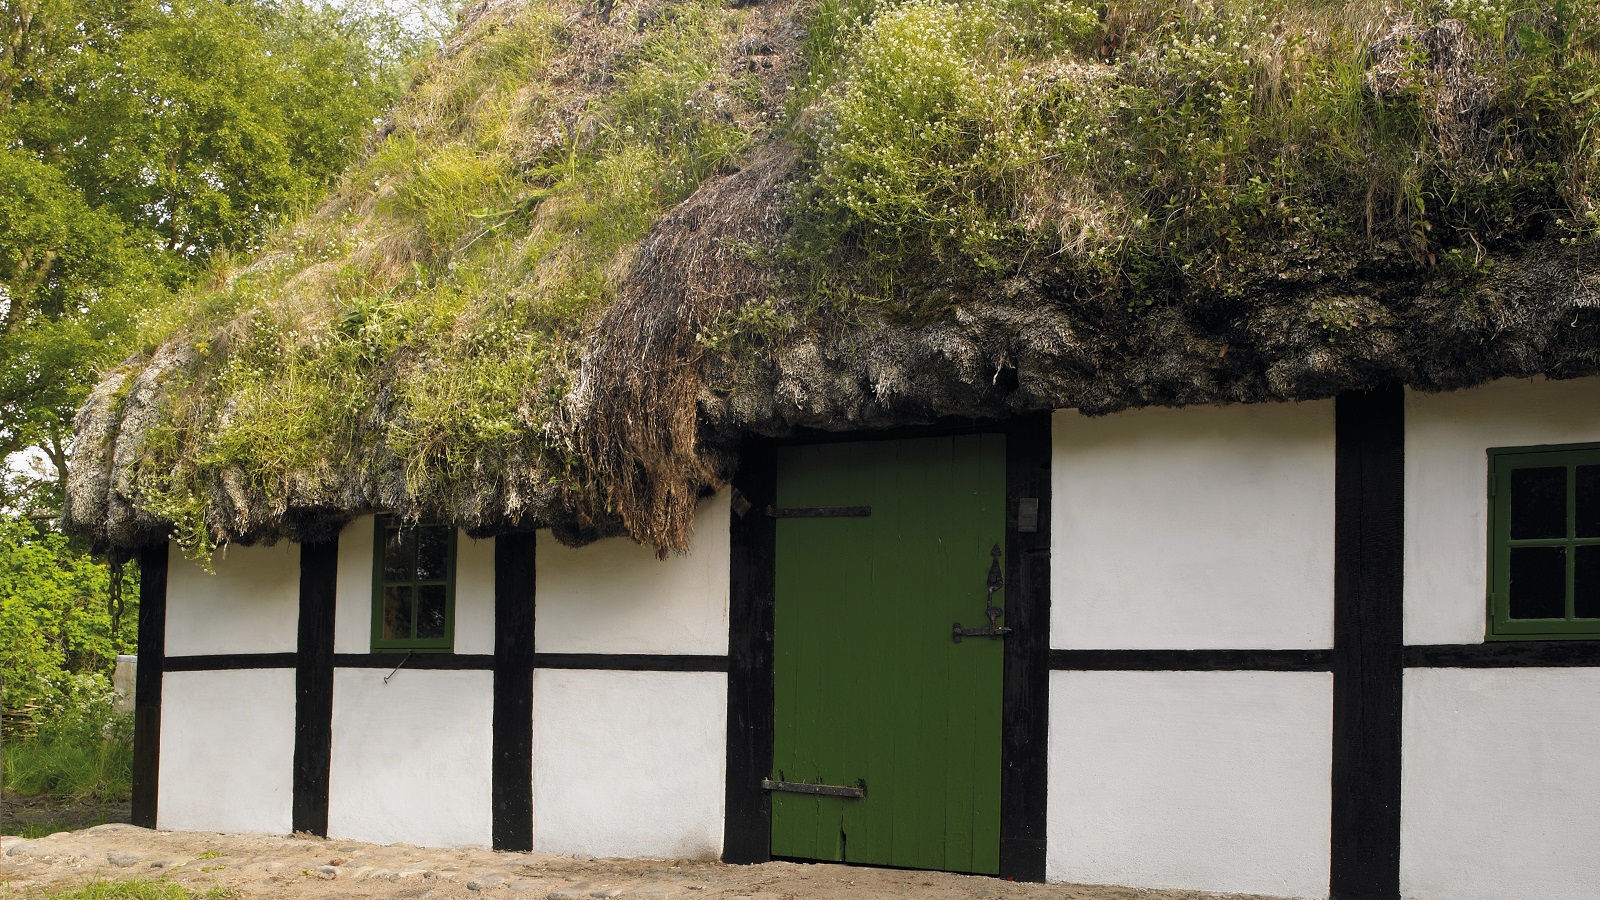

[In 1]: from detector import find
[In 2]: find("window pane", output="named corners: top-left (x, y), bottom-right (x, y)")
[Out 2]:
top-left (1508, 546), bottom-right (1567, 619)
top-left (416, 526), bottom-right (450, 580)
top-left (1578, 466), bottom-right (1600, 538)
top-left (383, 527), bottom-right (416, 582)
top-left (417, 584), bottom-right (448, 639)
top-left (382, 585), bottom-right (414, 639)
top-left (1510, 467), bottom-right (1568, 539)
top-left (1577, 546), bottom-right (1600, 619)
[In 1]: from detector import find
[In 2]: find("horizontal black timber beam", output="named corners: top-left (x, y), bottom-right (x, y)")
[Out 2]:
top-left (533, 653), bottom-right (729, 672)
top-left (333, 653), bottom-right (495, 670)
top-left (1050, 648), bottom-right (1334, 672)
top-left (1405, 642), bottom-right (1600, 668)
top-left (165, 653), bottom-right (298, 671)
top-left (186, 652), bottom-right (735, 673)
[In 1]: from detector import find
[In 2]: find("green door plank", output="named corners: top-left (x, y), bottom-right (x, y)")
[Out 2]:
top-left (771, 434), bottom-right (1005, 875)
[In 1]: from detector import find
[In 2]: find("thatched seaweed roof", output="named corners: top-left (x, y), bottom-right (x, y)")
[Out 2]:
top-left (65, 0), bottom-right (1600, 555)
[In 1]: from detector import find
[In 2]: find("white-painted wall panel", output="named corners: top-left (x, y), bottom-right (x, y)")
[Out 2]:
top-left (1051, 402), bottom-right (1336, 650)
top-left (1047, 670), bottom-right (1332, 899)
top-left (1401, 667), bottom-right (1600, 900)
top-left (1404, 376), bottom-right (1600, 645)
top-left (454, 534), bottom-right (496, 655)
top-left (158, 669), bottom-right (295, 834)
top-left (334, 516), bottom-right (375, 654)
top-left (536, 494), bottom-right (729, 655)
top-left (165, 542), bottom-right (299, 656)
top-left (328, 668), bottom-right (494, 847)
top-left (533, 669), bottom-right (726, 859)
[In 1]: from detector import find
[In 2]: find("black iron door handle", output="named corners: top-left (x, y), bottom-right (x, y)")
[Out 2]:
top-left (952, 544), bottom-right (1012, 642)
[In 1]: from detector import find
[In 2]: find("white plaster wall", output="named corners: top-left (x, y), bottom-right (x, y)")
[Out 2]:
top-left (1404, 376), bottom-right (1600, 645)
top-left (327, 668), bottom-right (494, 847)
top-left (536, 493), bottom-right (729, 655)
top-left (454, 534), bottom-right (496, 655)
top-left (334, 516), bottom-right (376, 654)
top-left (533, 670), bottom-right (726, 858)
top-left (334, 517), bottom-right (492, 654)
top-left (1401, 667), bottom-right (1600, 900)
top-left (165, 542), bottom-right (299, 656)
top-left (1047, 670), bottom-right (1332, 899)
top-left (158, 669), bottom-right (295, 834)
top-left (1051, 402), bottom-right (1336, 650)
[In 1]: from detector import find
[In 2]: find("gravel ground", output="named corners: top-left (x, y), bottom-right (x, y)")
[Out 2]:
top-left (0, 827), bottom-right (1288, 900)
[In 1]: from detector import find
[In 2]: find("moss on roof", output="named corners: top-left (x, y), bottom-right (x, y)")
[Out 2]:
top-left (66, 0), bottom-right (1600, 555)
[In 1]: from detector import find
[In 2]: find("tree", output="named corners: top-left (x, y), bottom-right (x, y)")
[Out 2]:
top-left (0, 0), bottom-right (420, 505)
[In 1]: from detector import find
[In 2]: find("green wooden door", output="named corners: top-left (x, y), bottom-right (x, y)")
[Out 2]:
top-left (771, 434), bottom-right (1006, 874)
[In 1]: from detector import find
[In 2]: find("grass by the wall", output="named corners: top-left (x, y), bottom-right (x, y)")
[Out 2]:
top-left (27, 881), bottom-right (238, 900)
top-left (2, 726), bottom-right (133, 804)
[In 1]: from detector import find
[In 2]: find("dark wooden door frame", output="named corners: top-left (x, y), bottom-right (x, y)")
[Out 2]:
top-left (724, 414), bottom-right (1051, 881)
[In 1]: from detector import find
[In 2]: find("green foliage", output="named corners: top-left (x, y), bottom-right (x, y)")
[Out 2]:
top-left (29, 880), bottom-right (238, 900)
top-left (0, 513), bottom-right (133, 803)
top-left (0, 0), bottom-right (420, 505)
top-left (787, 0), bottom-right (1600, 307)
top-left (0, 517), bottom-right (133, 737)
top-left (107, 0), bottom-right (1600, 555)
top-left (130, 0), bottom-right (763, 555)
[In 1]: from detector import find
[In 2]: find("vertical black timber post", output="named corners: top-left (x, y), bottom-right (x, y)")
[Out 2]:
top-left (292, 539), bottom-right (339, 836)
top-left (131, 543), bottom-right (168, 829)
top-left (493, 532), bottom-right (536, 851)
top-left (724, 441), bottom-right (777, 864)
top-left (1330, 386), bottom-right (1405, 900)
top-left (1001, 414), bottom-right (1051, 882)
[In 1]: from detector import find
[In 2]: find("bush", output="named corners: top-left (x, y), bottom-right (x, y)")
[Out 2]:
top-left (0, 516), bottom-right (134, 741)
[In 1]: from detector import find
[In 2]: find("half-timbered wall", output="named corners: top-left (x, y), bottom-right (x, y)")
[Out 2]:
top-left (1401, 376), bottom-right (1600, 900)
top-left (133, 380), bottom-right (1600, 900)
top-left (326, 527), bottom-right (497, 847)
top-left (532, 494), bottom-right (730, 859)
top-left (158, 544), bottom-right (298, 833)
top-left (1046, 402), bottom-right (1337, 898)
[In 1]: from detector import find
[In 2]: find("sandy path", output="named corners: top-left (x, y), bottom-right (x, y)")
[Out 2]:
top-left (1, 827), bottom-right (1283, 900)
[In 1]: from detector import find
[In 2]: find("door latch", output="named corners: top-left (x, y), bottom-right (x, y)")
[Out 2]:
top-left (953, 544), bottom-right (1012, 642)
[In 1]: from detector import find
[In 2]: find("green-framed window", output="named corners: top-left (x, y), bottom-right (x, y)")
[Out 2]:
top-left (371, 516), bottom-right (456, 652)
top-left (1488, 443), bottom-right (1600, 640)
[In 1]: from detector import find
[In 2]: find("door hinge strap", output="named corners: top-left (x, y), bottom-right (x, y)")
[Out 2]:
top-left (765, 506), bottom-right (871, 518)
top-left (761, 778), bottom-right (866, 799)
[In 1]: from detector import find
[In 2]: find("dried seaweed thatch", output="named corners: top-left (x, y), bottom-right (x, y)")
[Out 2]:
top-left (565, 142), bottom-right (798, 552)
top-left (63, 0), bottom-right (1600, 554)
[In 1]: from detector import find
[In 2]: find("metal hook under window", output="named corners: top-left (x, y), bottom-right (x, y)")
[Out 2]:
top-left (383, 650), bottom-right (414, 684)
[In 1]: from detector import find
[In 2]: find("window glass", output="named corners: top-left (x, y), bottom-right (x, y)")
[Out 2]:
top-left (417, 584), bottom-right (449, 639)
top-left (1577, 465), bottom-right (1600, 539)
top-left (417, 528), bottom-right (450, 580)
top-left (383, 585), bottom-right (413, 640)
top-left (1510, 466), bottom-right (1567, 539)
top-left (384, 528), bottom-right (414, 582)
top-left (1508, 546), bottom-right (1566, 619)
top-left (1576, 546), bottom-right (1600, 619)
